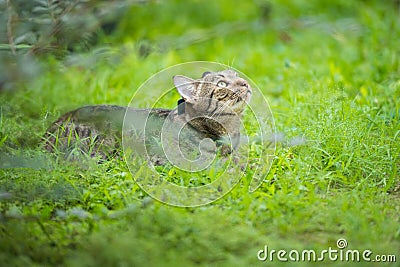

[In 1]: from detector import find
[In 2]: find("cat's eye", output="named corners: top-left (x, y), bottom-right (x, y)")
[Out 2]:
top-left (217, 81), bottom-right (228, 88)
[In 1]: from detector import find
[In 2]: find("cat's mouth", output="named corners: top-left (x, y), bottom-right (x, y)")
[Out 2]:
top-left (235, 89), bottom-right (252, 102)
top-left (229, 90), bottom-right (251, 111)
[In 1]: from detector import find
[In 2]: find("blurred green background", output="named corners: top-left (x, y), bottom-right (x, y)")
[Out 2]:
top-left (0, 0), bottom-right (399, 266)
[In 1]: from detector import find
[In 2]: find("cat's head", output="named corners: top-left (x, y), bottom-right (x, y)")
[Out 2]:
top-left (173, 69), bottom-right (252, 116)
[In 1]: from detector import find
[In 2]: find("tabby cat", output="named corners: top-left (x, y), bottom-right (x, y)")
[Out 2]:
top-left (43, 70), bottom-right (252, 165)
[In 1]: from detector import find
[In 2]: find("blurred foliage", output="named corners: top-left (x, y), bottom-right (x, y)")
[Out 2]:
top-left (0, 0), bottom-right (147, 90)
top-left (0, 0), bottom-right (139, 54)
top-left (1, 0), bottom-right (399, 91)
top-left (0, 0), bottom-right (399, 266)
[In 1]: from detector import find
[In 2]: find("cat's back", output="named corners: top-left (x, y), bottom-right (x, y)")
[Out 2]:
top-left (47, 104), bottom-right (170, 129)
top-left (43, 104), bottom-right (171, 157)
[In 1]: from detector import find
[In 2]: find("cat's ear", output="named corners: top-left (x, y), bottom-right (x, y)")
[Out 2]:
top-left (201, 71), bottom-right (211, 78)
top-left (173, 75), bottom-right (196, 103)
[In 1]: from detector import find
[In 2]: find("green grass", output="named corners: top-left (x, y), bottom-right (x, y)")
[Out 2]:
top-left (1, 0), bottom-right (399, 266)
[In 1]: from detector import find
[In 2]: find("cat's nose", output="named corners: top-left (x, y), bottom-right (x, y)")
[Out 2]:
top-left (236, 79), bottom-right (249, 89)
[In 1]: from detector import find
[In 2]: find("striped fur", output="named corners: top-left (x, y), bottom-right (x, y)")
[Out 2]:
top-left (43, 70), bottom-right (251, 162)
